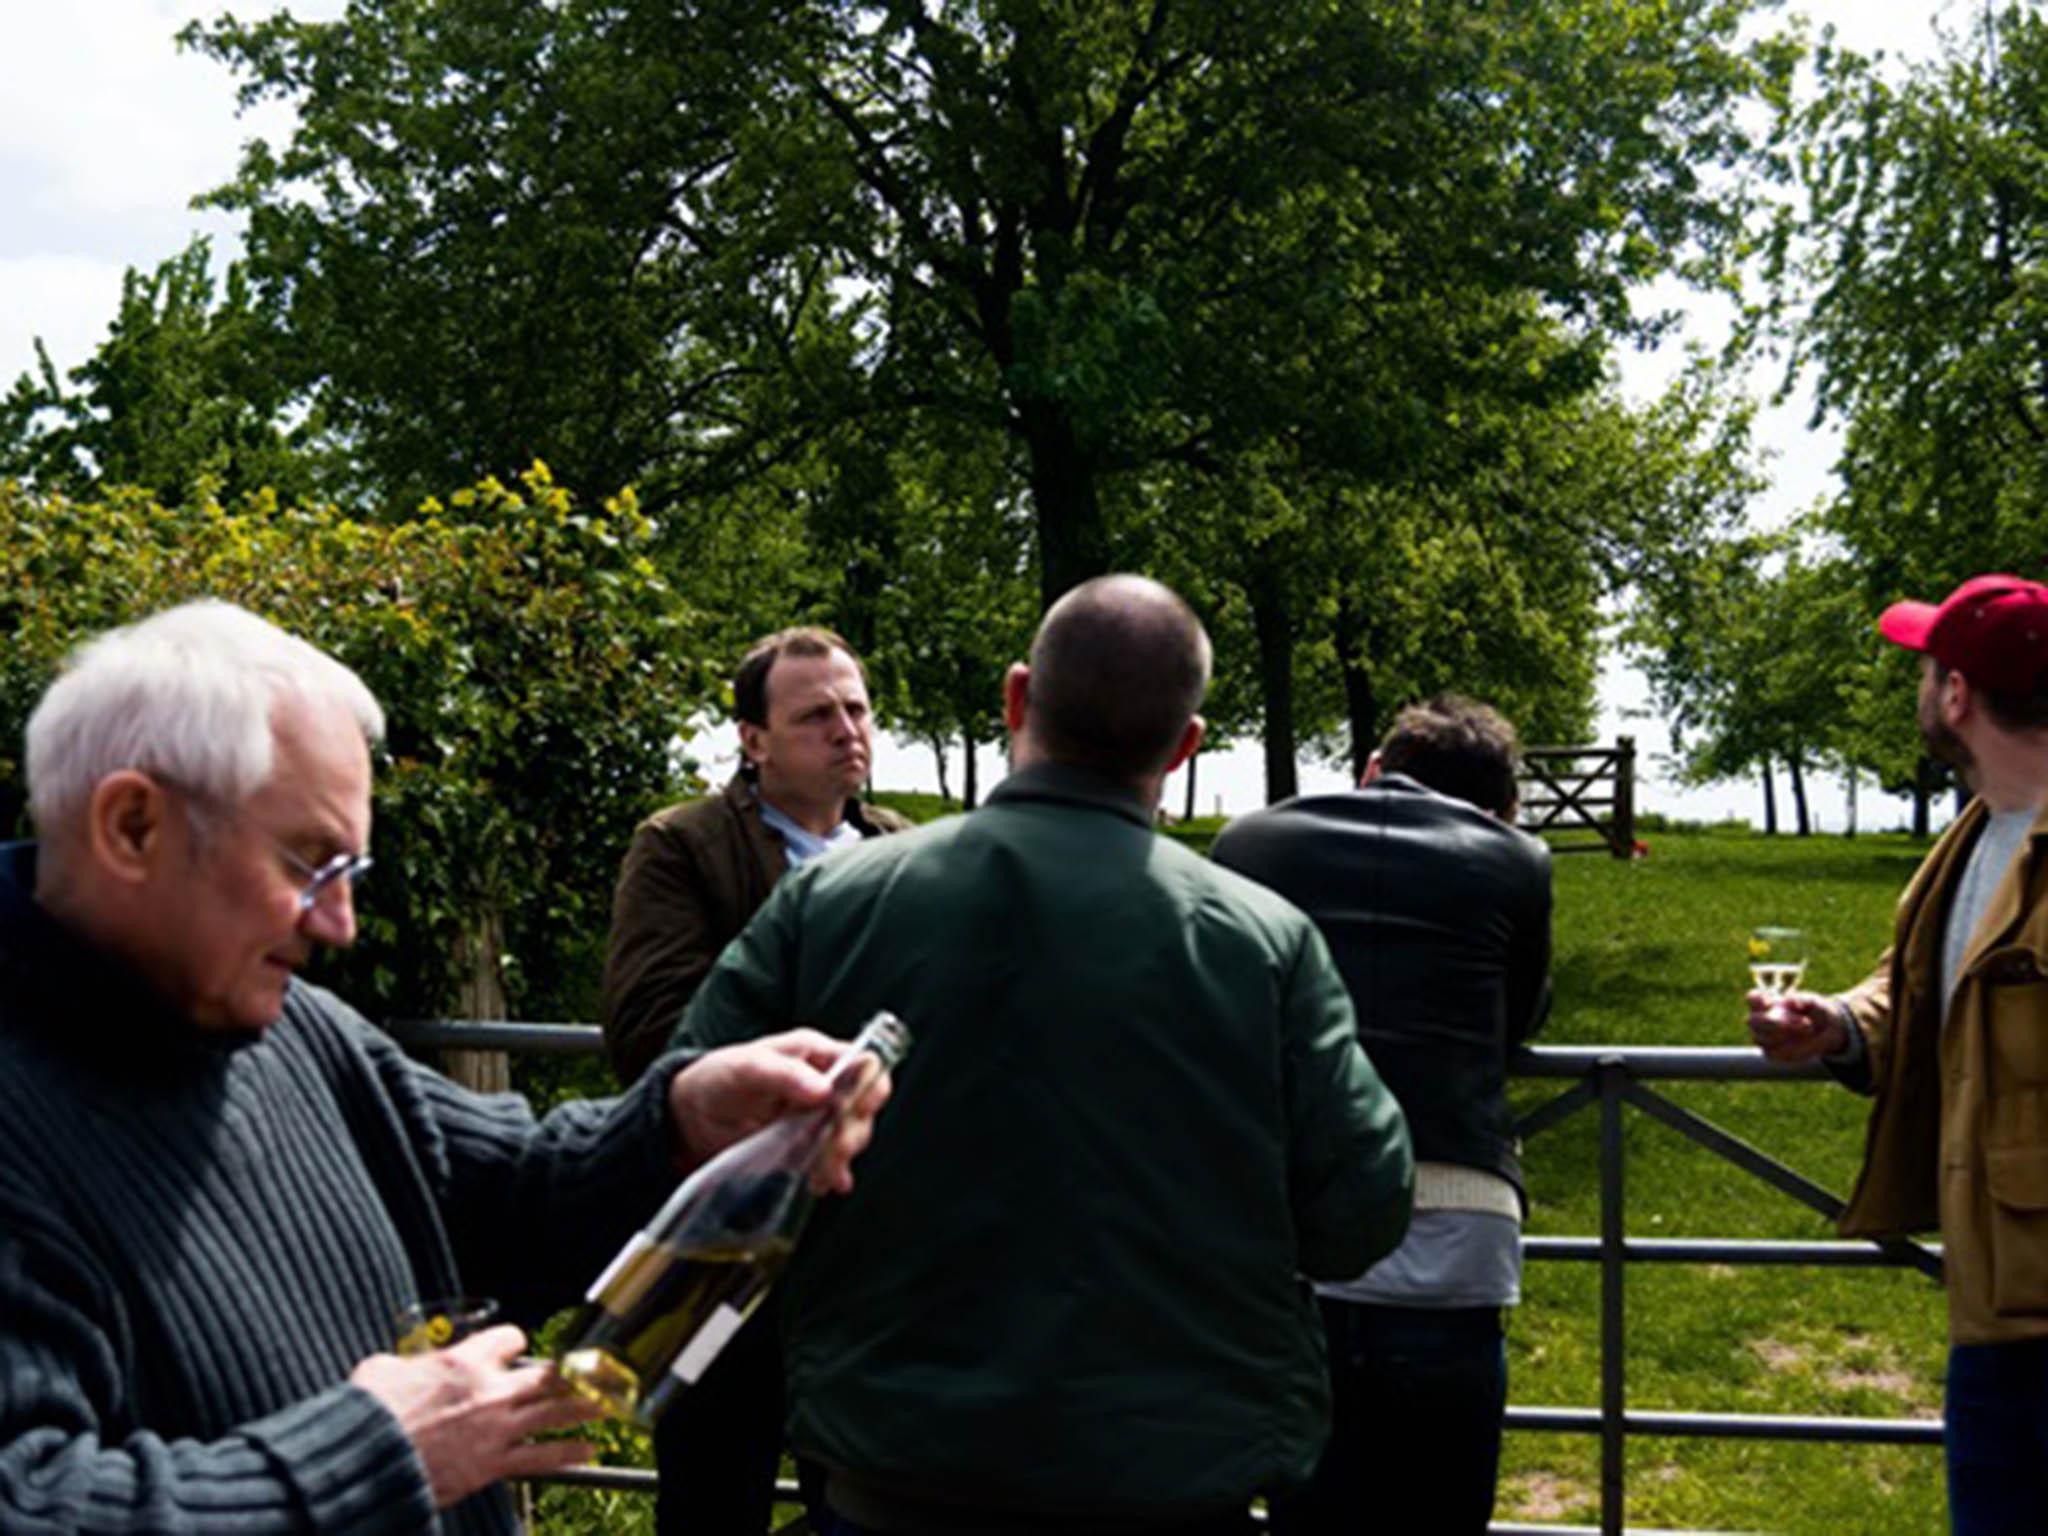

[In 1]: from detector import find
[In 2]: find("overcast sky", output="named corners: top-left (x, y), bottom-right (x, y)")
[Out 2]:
top-left (0, 0), bottom-right (1972, 822)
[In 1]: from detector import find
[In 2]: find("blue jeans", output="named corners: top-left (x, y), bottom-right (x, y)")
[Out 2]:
top-left (1267, 1300), bottom-right (1506, 1536)
top-left (1947, 1338), bottom-right (2048, 1535)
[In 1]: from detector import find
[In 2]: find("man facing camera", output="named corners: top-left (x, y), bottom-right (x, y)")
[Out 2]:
top-left (1214, 694), bottom-right (1552, 1535)
top-left (602, 625), bottom-right (910, 1533)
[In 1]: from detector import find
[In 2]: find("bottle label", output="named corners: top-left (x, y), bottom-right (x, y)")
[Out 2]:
top-left (668, 1303), bottom-right (748, 1385)
top-left (586, 1230), bottom-right (654, 1303)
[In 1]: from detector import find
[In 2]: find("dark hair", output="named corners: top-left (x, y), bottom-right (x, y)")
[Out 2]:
top-left (1027, 575), bottom-right (1212, 782)
top-left (1379, 694), bottom-right (1521, 817)
top-left (733, 627), bottom-right (864, 728)
top-left (1935, 661), bottom-right (2048, 732)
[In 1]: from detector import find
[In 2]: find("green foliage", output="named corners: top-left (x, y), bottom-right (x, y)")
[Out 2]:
top-left (1772, 3), bottom-right (2048, 598)
top-left (183, 0), bottom-right (1793, 599)
top-left (1629, 541), bottom-right (1866, 787)
top-left (0, 467), bottom-right (711, 1021)
top-left (0, 240), bottom-right (333, 506)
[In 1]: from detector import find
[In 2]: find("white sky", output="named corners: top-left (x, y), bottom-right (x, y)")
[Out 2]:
top-left (0, 0), bottom-right (1971, 825)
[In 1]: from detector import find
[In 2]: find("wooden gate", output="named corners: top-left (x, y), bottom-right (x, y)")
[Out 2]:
top-left (1520, 738), bottom-right (1637, 857)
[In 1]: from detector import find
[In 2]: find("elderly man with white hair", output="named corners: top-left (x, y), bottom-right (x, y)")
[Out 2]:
top-left (0, 600), bottom-right (888, 1535)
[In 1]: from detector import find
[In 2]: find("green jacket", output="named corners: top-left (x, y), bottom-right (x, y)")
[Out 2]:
top-left (676, 763), bottom-right (1412, 1526)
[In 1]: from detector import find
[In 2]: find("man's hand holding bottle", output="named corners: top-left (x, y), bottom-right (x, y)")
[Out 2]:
top-left (667, 1027), bottom-right (895, 1193)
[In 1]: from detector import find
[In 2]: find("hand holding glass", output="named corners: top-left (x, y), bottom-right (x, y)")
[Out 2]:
top-left (394, 1295), bottom-right (500, 1356)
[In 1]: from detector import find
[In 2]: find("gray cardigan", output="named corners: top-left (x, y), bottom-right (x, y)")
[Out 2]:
top-left (0, 843), bottom-right (681, 1533)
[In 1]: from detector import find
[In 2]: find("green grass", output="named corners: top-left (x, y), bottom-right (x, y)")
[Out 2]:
top-left (533, 827), bottom-right (1949, 1533)
top-left (1501, 829), bottom-right (1947, 1532)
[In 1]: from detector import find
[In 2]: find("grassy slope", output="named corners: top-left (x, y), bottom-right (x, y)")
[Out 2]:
top-left (1502, 828), bottom-right (1947, 1533)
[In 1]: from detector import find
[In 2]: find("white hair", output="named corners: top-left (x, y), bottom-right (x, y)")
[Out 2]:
top-left (26, 600), bottom-right (386, 834)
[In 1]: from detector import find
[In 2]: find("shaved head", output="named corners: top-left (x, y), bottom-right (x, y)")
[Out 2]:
top-left (1025, 575), bottom-right (1211, 781)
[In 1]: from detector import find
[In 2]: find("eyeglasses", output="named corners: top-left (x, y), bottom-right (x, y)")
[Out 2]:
top-left (273, 842), bottom-right (374, 914)
top-left (152, 774), bottom-right (372, 913)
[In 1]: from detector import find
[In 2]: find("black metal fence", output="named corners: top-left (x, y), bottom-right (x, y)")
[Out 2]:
top-left (388, 1022), bottom-right (1944, 1536)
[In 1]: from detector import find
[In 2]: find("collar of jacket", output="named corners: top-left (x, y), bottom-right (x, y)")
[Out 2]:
top-left (985, 762), bottom-right (1154, 828)
top-left (723, 771), bottom-right (894, 837)
top-left (0, 840), bottom-right (250, 1068)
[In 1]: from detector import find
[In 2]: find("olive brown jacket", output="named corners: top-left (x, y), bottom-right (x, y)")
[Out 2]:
top-left (1836, 795), bottom-right (2048, 1344)
top-left (600, 774), bottom-right (910, 1082)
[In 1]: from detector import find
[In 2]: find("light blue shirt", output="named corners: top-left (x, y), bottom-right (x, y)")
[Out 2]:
top-left (758, 798), bottom-right (864, 866)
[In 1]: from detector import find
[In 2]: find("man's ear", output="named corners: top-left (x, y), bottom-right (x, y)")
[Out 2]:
top-left (1003, 663), bottom-right (1032, 736)
top-left (1942, 666), bottom-right (1973, 727)
top-left (86, 771), bottom-right (172, 887)
top-left (737, 720), bottom-right (768, 769)
top-left (1359, 751), bottom-right (1383, 789)
top-left (1162, 715), bottom-right (1205, 776)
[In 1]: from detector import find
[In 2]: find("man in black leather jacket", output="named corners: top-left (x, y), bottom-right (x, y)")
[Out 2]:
top-left (1213, 694), bottom-right (1551, 1535)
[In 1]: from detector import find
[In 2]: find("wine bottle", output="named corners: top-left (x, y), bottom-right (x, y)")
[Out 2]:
top-left (555, 1011), bottom-right (912, 1422)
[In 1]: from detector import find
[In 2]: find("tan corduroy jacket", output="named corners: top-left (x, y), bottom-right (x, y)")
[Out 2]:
top-left (1836, 795), bottom-right (2048, 1344)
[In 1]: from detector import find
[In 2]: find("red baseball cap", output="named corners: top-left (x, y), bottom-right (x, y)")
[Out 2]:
top-left (1878, 574), bottom-right (2048, 695)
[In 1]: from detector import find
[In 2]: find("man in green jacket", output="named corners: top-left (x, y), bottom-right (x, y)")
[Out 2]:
top-left (677, 574), bottom-right (1414, 1536)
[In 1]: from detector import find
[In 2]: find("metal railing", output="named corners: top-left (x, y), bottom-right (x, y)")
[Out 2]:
top-left (387, 1022), bottom-right (1944, 1536)
top-left (1500, 1045), bottom-right (1942, 1536)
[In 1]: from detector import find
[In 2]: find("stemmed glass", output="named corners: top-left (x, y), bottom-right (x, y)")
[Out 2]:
top-left (1747, 926), bottom-right (1809, 1003)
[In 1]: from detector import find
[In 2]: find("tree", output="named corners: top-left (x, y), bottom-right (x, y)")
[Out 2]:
top-left (1628, 540), bottom-right (1872, 833)
top-left (0, 240), bottom-right (331, 505)
top-left (188, 0), bottom-right (1795, 604)
top-left (1773, 3), bottom-right (2048, 600)
top-left (863, 430), bottom-right (1037, 809)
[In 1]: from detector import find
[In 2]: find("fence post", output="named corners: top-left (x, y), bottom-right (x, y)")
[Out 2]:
top-left (1598, 1056), bottom-right (1627, 1536)
top-left (1611, 737), bottom-right (1636, 859)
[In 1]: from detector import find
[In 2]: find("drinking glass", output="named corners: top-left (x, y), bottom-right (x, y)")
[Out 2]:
top-left (1747, 926), bottom-right (1809, 1002)
top-left (394, 1295), bottom-right (500, 1356)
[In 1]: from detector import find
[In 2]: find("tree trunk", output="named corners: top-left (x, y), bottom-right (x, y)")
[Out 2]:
top-left (1249, 553), bottom-right (1298, 805)
top-left (931, 740), bottom-right (951, 802)
top-left (1184, 748), bottom-right (1199, 822)
top-left (1333, 597), bottom-right (1377, 783)
top-left (1912, 757), bottom-right (1934, 838)
top-left (1761, 762), bottom-right (1778, 836)
top-left (1789, 754), bottom-right (1812, 837)
top-left (1022, 402), bottom-right (1107, 609)
top-left (1844, 767), bottom-right (1858, 838)
top-left (442, 907), bottom-right (510, 1093)
top-left (962, 730), bottom-right (979, 811)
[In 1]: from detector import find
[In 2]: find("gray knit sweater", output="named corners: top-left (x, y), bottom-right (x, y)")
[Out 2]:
top-left (0, 845), bottom-right (681, 1533)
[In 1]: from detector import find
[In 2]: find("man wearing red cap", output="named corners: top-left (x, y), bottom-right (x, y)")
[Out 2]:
top-left (1747, 574), bottom-right (2048, 1533)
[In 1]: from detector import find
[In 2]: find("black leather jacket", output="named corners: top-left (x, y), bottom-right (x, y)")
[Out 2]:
top-left (1213, 773), bottom-right (1551, 1198)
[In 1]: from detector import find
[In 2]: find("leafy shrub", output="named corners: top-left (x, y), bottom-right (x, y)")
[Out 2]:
top-left (0, 466), bottom-right (714, 1022)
